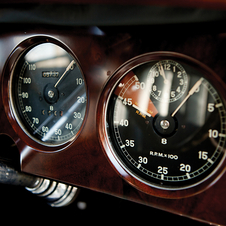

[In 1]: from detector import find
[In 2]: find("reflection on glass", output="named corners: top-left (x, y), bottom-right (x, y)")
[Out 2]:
top-left (13, 42), bottom-right (87, 146)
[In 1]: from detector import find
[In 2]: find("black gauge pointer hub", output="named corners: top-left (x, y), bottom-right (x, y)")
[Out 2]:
top-left (153, 114), bottom-right (178, 137)
top-left (44, 83), bottom-right (59, 104)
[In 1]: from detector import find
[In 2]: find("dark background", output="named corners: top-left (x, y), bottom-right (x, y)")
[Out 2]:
top-left (0, 4), bottom-right (224, 225)
top-left (0, 184), bottom-right (206, 225)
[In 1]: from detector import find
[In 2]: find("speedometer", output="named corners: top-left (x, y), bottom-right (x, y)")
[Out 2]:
top-left (10, 38), bottom-right (87, 147)
top-left (98, 52), bottom-right (226, 198)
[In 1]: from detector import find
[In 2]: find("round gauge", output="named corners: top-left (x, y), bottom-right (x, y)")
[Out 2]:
top-left (149, 60), bottom-right (188, 102)
top-left (10, 40), bottom-right (87, 146)
top-left (98, 52), bottom-right (226, 197)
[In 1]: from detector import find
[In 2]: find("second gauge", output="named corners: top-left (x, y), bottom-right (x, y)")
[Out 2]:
top-left (11, 40), bottom-right (87, 146)
top-left (104, 53), bottom-right (226, 192)
top-left (149, 60), bottom-right (188, 103)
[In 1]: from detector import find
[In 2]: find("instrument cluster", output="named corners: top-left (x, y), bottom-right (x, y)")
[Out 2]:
top-left (1, 26), bottom-right (226, 224)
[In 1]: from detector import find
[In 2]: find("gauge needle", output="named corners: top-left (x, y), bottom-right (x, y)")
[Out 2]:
top-left (159, 64), bottom-right (168, 84)
top-left (171, 77), bottom-right (204, 117)
top-left (54, 60), bottom-right (75, 88)
top-left (118, 95), bottom-right (156, 118)
top-left (131, 103), bottom-right (152, 117)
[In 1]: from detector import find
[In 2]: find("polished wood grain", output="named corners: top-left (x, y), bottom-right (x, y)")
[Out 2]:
top-left (1, 25), bottom-right (226, 225)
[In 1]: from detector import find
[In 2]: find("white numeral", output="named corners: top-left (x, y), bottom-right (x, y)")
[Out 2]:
top-left (77, 96), bottom-right (86, 103)
top-left (55, 129), bottom-right (62, 135)
top-left (123, 98), bottom-right (132, 106)
top-left (209, 129), bottom-right (218, 138)
top-left (23, 77), bottom-right (31, 84)
top-left (161, 138), bottom-right (167, 145)
top-left (25, 106), bottom-right (32, 112)
top-left (42, 126), bottom-right (49, 133)
top-left (74, 112), bottom-right (82, 118)
top-left (125, 139), bottom-right (134, 147)
top-left (158, 166), bottom-right (168, 175)
top-left (76, 78), bottom-right (83, 85)
top-left (135, 82), bottom-right (145, 90)
top-left (29, 64), bottom-right (36, 71)
top-left (198, 151), bottom-right (208, 160)
top-left (180, 163), bottom-right (191, 172)
top-left (65, 123), bottom-right (73, 130)
top-left (208, 103), bottom-right (215, 112)
top-left (32, 117), bottom-right (39, 124)
top-left (138, 156), bottom-right (148, 164)
top-left (120, 119), bottom-right (129, 127)
top-left (21, 92), bottom-right (29, 98)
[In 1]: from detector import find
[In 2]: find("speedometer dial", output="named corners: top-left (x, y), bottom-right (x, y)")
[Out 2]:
top-left (10, 40), bottom-right (87, 147)
top-left (98, 52), bottom-right (226, 197)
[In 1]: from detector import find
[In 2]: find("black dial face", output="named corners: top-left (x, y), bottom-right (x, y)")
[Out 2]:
top-left (107, 58), bottom-right (226, 189)
top-left (11, 42), bottom-right (87, 146)
top-left (149, 60), bottom-right (188, 103)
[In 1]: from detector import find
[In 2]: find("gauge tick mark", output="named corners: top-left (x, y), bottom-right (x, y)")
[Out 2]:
top-left (219, 133), bottom-right (226, 138)
top-left (215, 103), bottom-right (223, 108)
top-left (207, 158), bottom-right (214, 164)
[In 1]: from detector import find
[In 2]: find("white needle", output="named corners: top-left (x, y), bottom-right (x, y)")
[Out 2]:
top-left (132, 104), bottom-right (152, 117)
top-left (159, 64), bottom-right (168, 84)
top-left (54, 60), bottom-right (75, 88)
top-left (118, 95), bottom-right (153, 118)
top-left (171, 77), bottom-right (204, 117)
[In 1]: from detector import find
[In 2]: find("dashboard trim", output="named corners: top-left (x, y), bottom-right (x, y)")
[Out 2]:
top-left (1, 27), bottom-right (226, 225)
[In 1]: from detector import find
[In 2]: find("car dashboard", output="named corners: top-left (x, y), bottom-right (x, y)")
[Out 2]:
top-left (1, 2), bottom-right (226, 225)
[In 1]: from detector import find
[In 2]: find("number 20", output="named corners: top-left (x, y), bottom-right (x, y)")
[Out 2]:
top-left (180, 163), bottom-right (191, 172)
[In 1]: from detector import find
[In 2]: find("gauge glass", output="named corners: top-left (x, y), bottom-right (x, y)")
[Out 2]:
top-left (11, 42), bottom-right (87, 146)
top-left (106, 58), bottom-right (226, 189)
